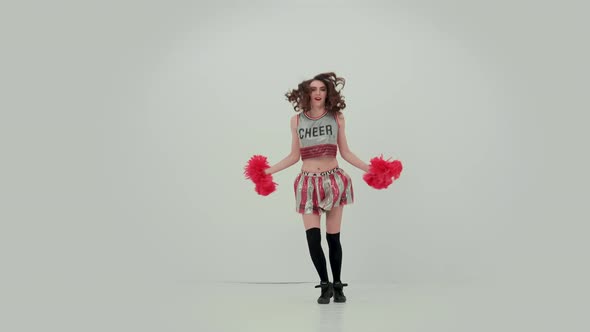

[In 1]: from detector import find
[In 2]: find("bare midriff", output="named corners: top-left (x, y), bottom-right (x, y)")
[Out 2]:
top-left (301, 156), bottom-right (339, 173)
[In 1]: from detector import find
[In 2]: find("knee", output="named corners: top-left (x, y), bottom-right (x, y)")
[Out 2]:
top-left (326, 232), bottom-right (341, 248)
top-left (306, 227), bottom-right (322, 245)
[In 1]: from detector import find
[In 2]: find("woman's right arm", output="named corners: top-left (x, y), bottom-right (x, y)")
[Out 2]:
top-left (265, 115), bottom-right (301, 175)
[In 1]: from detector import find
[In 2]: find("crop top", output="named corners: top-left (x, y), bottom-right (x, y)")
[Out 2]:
top-left (297, 111), bottom-right (339, 160)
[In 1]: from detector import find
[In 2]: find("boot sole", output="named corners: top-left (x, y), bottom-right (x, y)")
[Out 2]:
top-left (317, 290), bottom-right (334, 304)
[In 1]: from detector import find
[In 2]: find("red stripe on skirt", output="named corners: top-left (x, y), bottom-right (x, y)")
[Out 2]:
top-left (338, 171), bottom-right (348, 204)
top-left (329, 173), bottom-right (339, 204)
top-left (301, 175), bottom-right (309, 210)
top-left (318, 175), bottom-right (326, 203)
top-left (311, 176), bottom-right (319, 212)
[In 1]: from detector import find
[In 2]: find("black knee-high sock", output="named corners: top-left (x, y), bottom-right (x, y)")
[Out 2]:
top-left (326, 232), bottom-right (343, 283)
top-left (305, 228), bottom-right (329, 282)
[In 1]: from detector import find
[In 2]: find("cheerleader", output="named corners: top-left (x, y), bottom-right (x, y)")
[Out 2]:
top-left (245, 72), bottom-right (402, 304)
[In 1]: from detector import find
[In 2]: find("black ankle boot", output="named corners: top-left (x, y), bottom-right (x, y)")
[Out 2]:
top-left (333, 281), bottom-right (348, 303)
top-left (314, 281), bottom-right (333, 304)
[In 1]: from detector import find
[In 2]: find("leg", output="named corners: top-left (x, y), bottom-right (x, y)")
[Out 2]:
top-left (326, 205), bottom-right (343, 234)
top-left (326, 206), bottom-right (348, 302)
top-left (304, 213), bottom-right (333, 304)
top-left (326, 206), bottom-right (343, 282)
top-left (303, 213), bottom-right (321, 231)
top-left (303, 213), bottom-right (329, 282)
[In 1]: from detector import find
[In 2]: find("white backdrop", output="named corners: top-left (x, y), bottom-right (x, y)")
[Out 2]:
top-left (2, 0), bottom-right (589, 319)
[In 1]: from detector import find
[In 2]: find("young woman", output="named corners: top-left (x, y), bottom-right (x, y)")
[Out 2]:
top-left (245, 72), bottom-right (402, 304)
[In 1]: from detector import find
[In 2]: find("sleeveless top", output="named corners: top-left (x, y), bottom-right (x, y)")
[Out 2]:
top-left (297, 111), bottom-right (339, 160)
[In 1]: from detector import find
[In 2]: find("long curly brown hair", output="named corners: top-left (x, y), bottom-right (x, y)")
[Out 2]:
top-left (285, 72), bottom-right (346, 113)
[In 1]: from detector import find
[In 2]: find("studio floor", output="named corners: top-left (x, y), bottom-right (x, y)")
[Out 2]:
top-left (10, 279), bottom-right (577, 332)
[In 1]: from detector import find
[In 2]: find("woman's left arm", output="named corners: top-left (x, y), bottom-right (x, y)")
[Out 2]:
top-left (336, 112), bottom-right (370, 173)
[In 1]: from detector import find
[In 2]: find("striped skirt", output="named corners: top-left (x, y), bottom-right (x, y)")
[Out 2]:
top-left (294, 167), bottom-right (354, 215)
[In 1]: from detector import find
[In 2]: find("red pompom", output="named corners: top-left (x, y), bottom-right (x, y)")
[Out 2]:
top-left (244, 155), bottom-right (277, 196)
top-left (363, 155), bottom-right (403, 189)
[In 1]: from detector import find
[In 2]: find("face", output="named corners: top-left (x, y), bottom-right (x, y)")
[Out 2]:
top-left (309, 80), bottom-right (327, 107)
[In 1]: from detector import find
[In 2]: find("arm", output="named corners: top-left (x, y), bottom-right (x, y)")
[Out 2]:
top-left (336, 112), bottom-right (370, 173)
top-left (265, 115), bottom-right (301, 175)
